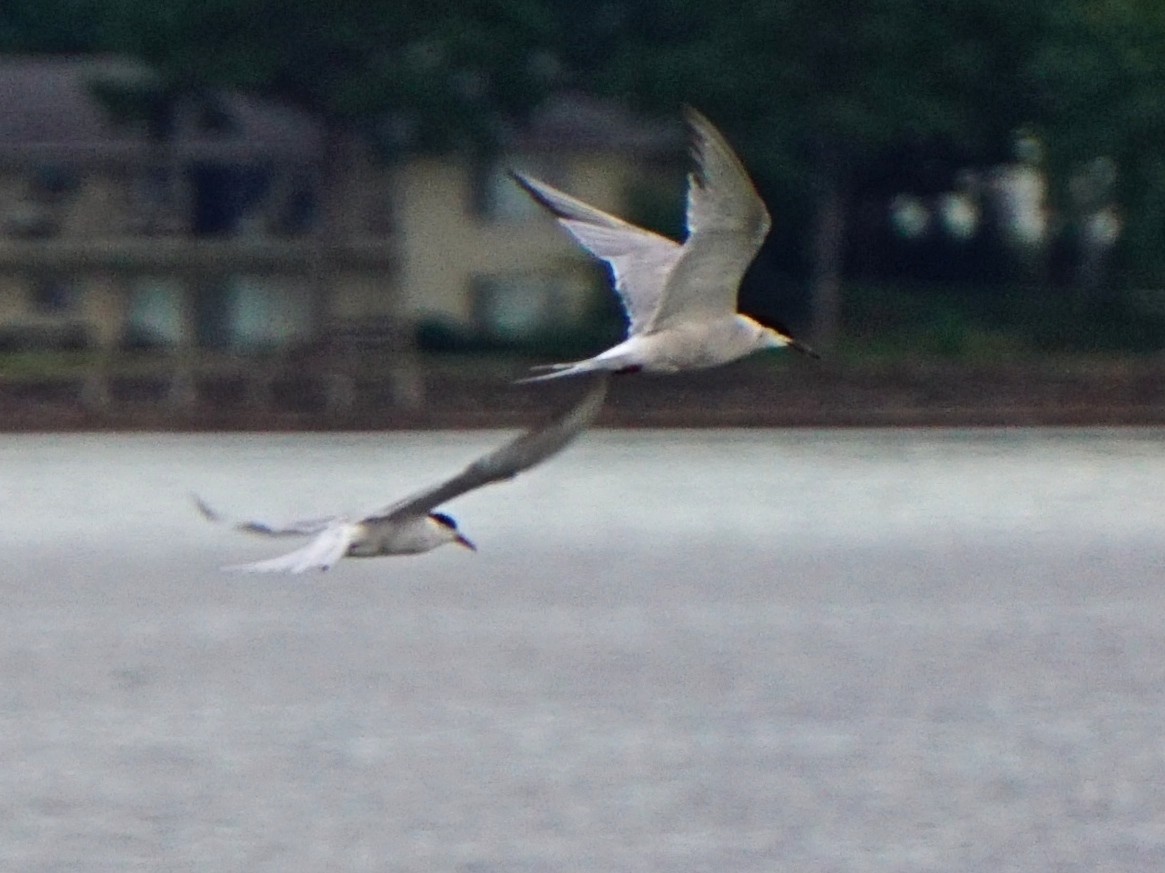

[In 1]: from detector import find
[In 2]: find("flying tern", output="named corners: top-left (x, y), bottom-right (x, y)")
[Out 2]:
top-left (195, 375), bottom-right (608, 573)
top-left (511, 107), bottom-right (816, 382)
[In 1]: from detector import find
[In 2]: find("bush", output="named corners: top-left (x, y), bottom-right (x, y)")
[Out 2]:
top-left (840, 282), bottom-right (1165, 361)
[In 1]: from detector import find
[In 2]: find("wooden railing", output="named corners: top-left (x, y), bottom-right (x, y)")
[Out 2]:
top-left (0, 238), bottom-right (399, 274)
top-left (0, 238), bottom-right (422, 414)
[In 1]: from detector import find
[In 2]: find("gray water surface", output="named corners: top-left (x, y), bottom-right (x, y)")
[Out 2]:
top-left (2, 428), bottom-right (1164, 871)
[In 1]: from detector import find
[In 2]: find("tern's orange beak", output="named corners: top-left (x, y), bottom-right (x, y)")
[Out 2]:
top-left (455, 533), bottom-right (477, 551)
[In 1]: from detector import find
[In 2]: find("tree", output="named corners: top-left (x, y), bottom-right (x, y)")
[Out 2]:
top-left (95, 0), bottom-right (556, 150)
top-left (1029, 0), bottom-right (1165, 290)
top-left (91, 0), bottom-right (558, 405)
top-left (0, 0), bottom-right (101, 52)
top-left (94, 0), bottom-right (558, 282)
top-left (12, 0), bottom-right (1165, 350)
top-left (559, 0), bottom-right (1165, 348)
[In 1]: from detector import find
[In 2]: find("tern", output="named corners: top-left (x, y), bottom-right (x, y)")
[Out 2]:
top-left (195, 375), bottom-right (607, 573)
top-left (511, 107), bottom-right (816, 383)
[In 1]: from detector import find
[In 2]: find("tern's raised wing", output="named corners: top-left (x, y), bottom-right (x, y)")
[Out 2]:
top-left (193, 493), bottom-right (337, 538)
top-left (510, 171), bottom-right (680, 335)
top-left (370, 374), bottom-right (608, 525)
top-left (223, 522), bottom-right (358, 574)
top-left (647, 108), bottom-right (771, 330)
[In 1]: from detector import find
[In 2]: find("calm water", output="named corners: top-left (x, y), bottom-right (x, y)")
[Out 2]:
top-left (1, 428), bottom-right (1164, 871)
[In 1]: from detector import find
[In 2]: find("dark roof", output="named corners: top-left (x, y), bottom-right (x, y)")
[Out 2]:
top-left (0, 56), bottom-right (672, 164)
top-left (0, 55), bottom-right (320, 163)
top-left (509, 93), bottom-right (679, 155)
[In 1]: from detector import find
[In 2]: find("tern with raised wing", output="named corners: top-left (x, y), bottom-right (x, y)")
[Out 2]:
top-left (195, 375), bottom-right (607, 573)
top-left (511, 107), bottom-right (816, 382)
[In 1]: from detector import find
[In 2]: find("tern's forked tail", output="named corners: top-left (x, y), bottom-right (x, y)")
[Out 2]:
top-left (515, 362), bottom-right (591, 383)
top-left (516, 355), bottom-right (634, 383)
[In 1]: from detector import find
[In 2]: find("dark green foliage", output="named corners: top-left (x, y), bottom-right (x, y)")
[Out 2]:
top-left (7, 1), bottom-right (1165, 353)
top-left (94, 0), bottom-right (556, 151)
top-left (843, 282), bottom-right (1165, 359)
top-left (0, 0), bottom-right (102, 51)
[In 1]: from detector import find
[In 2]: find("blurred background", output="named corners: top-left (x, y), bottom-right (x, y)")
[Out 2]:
top-left (5, 6), bottom-right (1165, 870)
top-left (1, 0), bottom-right (1165, 426)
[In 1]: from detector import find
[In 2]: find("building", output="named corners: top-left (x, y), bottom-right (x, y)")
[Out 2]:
top-left (393, 95), bottom-right (677, 343)
top-left (0, 56), bottom-right (674, 410)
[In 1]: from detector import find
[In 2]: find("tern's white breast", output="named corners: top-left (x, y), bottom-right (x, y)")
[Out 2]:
top-left (350, 516), bottom-right (450, 556)
top-left (634, 316), bottom-right (763, 372)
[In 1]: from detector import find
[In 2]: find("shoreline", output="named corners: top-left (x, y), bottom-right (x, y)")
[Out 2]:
top-left (2, 358), bottom-right (1165, 431)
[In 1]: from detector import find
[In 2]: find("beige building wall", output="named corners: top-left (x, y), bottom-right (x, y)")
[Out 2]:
top-left (0, 274), bottom-right (26, 323)
top-left (65, 173), bottom-right (133, 237)
top-left (391, 153), bottom-right (638, 332)
top-left (0, 167), bottom-right (113, 340)
top-left (0, 147), bottom-right (668, 348)
top-left (0, 170), bottom-right (126, 343)
top-left (330, 270), bottom-right (399, 321)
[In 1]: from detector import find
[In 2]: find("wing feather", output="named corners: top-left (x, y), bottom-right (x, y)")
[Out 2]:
top-left (647, 108), bottom-right (771, 330)
top-left (371, 374), bottom-right (608, 524)
top-left (193, 493), bottom-right (336, 538)
top-left (682, 107), bottom-right (770, 242)
top-left (510, 171), bottom-right (680, 334)
top-left (223, 523), bottom-right (357, 574)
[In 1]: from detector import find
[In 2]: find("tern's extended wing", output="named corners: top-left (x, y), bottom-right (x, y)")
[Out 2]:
top-left (647, 108), bottom-right (771, 330)
top-left (510, 171), bottom-right (680, 335)
top-left (369, 374), bottom-right (608, 525)
top-left (193, 493), bottom-right (337, 538)
top-left (223, 522), bottom-right (357, 574)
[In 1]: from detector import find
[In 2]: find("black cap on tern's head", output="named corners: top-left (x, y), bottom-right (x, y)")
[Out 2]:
top-left (429, 511), bottom-right (477, 551)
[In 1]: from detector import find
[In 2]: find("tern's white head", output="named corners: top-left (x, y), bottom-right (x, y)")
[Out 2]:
top-left (428, 512), bottom-right (477, 551)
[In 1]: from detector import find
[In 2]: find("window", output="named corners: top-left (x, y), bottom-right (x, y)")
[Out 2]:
top-left (28, 164), bottom-right (80, 204)
top-left (30, 277), bottom-right (77, 315)
top-left (472, 274), bottom-right (566, 340)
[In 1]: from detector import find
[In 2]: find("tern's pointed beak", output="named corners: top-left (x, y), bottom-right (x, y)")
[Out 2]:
top-left (785, 336), bottom-right (820, 359)
top-left (455, 533), bottom-right (477, 552)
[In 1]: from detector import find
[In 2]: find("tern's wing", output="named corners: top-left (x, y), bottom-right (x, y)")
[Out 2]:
top-left (647, 108), bottom-right (771, 330)
top-left (510, 171), bottom-right (680, 335)
top-left (369, 374), bottom-right (608, 525)
top-left (193, 493), bottom-right (337, 538)
top-left (222, 522), bottom-right (357, 574)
